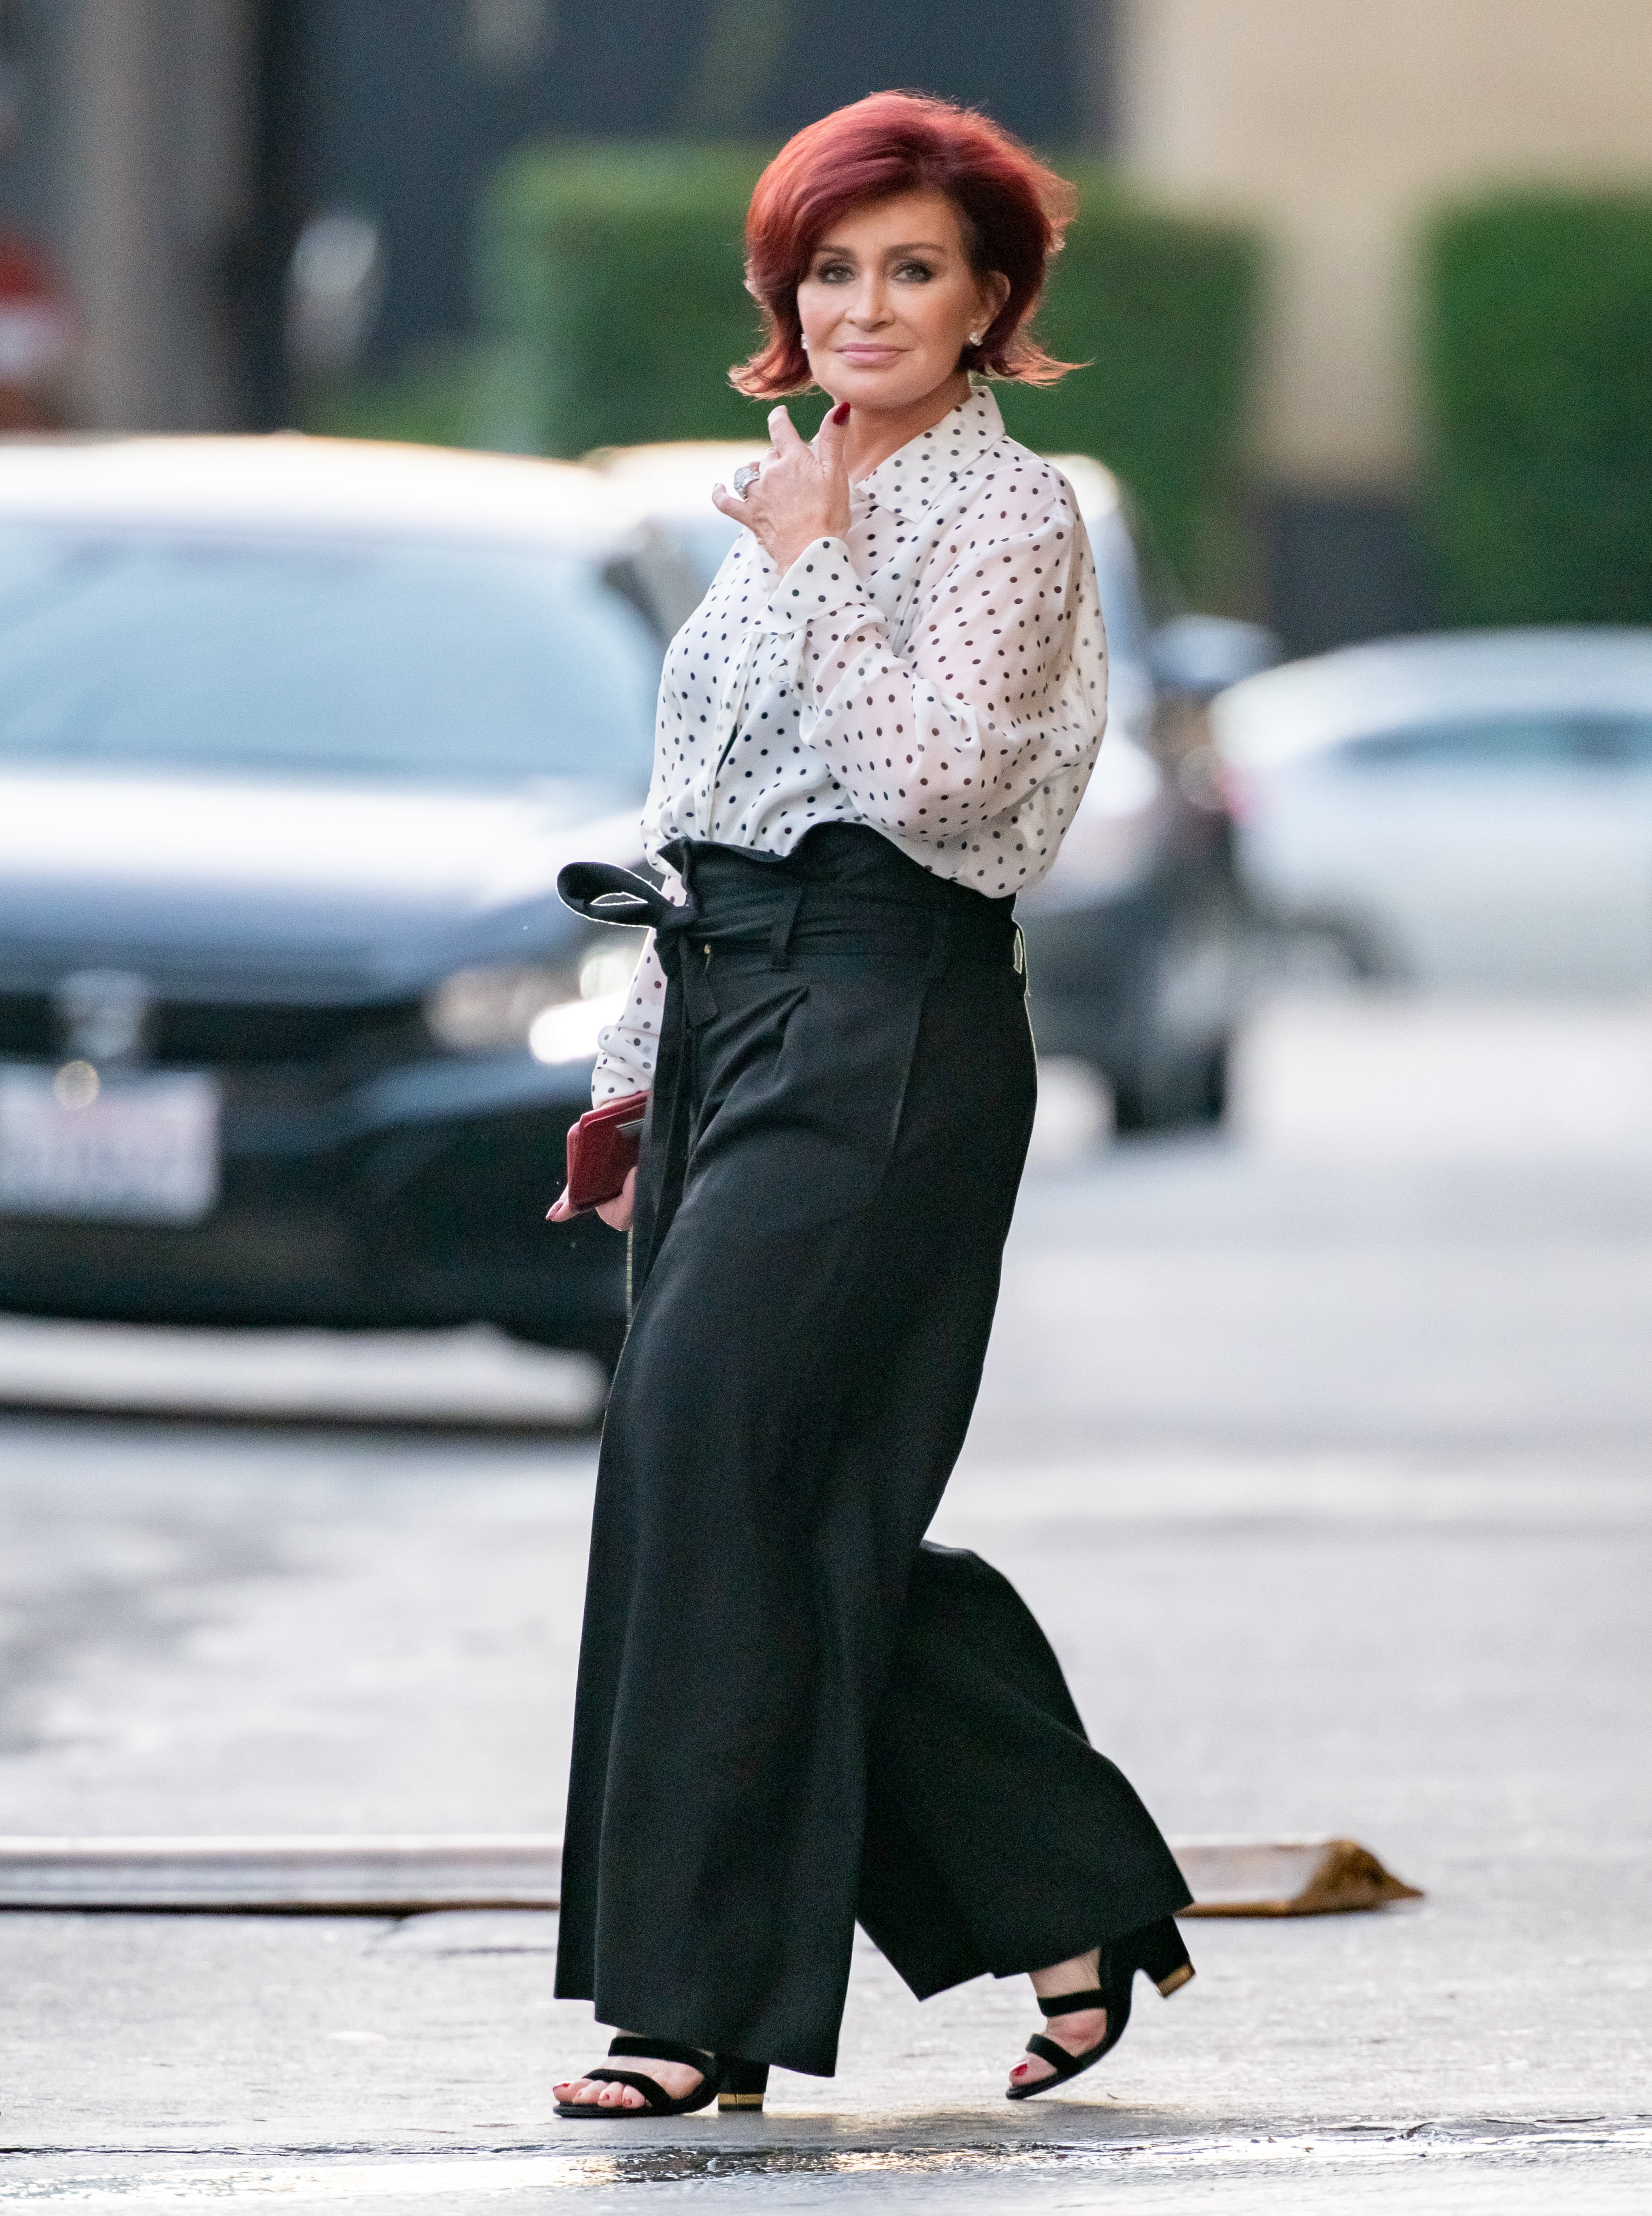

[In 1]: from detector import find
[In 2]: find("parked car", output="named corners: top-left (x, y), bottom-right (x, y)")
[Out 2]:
top-left (591, 440), bottom-right (1273, 1130)
top-left (1014, 457), bottom-right (1273, 1129)
top-left (0, 435), bottom-right (665, 1367)
top-left (1211, 627), bottom-right (1652, 990)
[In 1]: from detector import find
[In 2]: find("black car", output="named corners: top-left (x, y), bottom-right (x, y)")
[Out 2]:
top-left (0, 435), bottom-right (668, 1367)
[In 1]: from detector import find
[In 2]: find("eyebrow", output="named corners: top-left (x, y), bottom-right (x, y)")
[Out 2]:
top-left (811, 239), bottom-right (952, 257)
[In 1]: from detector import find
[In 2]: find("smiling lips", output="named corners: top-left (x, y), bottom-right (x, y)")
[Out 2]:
top-left (837, 342), bottom-right (904, 363)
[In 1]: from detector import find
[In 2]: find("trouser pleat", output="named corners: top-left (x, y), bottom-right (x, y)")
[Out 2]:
top-left (857, 1544), bottom-right (1191, 1999)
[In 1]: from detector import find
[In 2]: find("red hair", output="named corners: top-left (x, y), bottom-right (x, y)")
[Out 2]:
top-left (732, 92), bottom-right (1079, 398)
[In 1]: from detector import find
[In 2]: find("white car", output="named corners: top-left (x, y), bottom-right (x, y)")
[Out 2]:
top-left (1212, 628), bottom-right (1652, 991)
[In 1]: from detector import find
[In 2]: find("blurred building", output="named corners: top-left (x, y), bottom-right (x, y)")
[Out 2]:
top-left (1113, 1), bottom-right (1652, 650)
top-left (0, 0), bottom-right (252, 430)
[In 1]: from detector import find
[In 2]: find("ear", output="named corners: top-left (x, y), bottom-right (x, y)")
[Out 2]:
top-left (977, 269), bottom-right (1011, 335)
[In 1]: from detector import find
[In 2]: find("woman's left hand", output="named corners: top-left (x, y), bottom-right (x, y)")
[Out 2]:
top-left (712, 403), bottom-right (851, 574)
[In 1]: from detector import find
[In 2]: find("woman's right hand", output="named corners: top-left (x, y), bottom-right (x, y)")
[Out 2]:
top-left (712, 403), bottom-right (851, 574)
top-left (595, 1165), bottom-right (637, 1233)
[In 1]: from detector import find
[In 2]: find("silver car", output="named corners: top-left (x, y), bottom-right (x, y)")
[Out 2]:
top-left (1213, 628), bottom-right (1652, 990)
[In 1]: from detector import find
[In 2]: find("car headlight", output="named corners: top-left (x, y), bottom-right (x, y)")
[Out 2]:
top-left (424, 944), bottom-right (637, 1062)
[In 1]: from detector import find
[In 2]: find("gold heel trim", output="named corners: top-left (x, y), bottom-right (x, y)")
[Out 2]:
top-left (718, 2091), bottom-right (765, 2110)
top-left (1156, 1962), bottom-right (1195, 1999)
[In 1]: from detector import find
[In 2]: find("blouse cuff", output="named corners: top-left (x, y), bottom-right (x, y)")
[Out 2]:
top-left (765, 537), bottom-right (867, 634)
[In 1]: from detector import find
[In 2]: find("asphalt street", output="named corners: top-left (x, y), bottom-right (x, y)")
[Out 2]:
top-left (0, 990), bottom-right (1648, 2212)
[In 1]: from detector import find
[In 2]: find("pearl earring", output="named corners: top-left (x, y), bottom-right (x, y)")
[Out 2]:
top-left (967, 332), bottom-right (982, 347)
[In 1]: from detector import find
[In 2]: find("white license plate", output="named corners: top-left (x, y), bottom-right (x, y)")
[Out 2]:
top-left (0, 1065), bottom-right (220, 1224)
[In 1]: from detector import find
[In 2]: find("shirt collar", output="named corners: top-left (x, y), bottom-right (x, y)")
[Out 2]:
top-left (854, 382), bottom-right (1005, 524)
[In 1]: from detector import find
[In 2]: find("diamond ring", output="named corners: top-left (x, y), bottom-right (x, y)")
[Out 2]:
top-left (732, 463), bottom-right (761, 498)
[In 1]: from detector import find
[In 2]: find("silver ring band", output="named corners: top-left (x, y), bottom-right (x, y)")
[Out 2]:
top-left (732, 463), bottom-right (761, 498)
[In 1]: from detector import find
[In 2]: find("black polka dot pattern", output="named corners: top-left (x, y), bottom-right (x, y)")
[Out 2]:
top-left (593, 385), bottom-right (1109, 1100)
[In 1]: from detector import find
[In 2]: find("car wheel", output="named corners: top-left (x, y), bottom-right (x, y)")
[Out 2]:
top-left (1109, 1035), bottom-right (1232, 1134)
top-left (1109, 1070), bottom-right (1154, 1135)
top-left (1191, 1036), bottom-right (1230, 1124)
top-left (503, 1313), bottom-right (628, 1379)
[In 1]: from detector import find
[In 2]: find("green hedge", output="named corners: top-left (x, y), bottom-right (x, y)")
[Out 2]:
top-left (994, 165), bottom-right (1261, 596)
top-left (481, 143), bottom-right (775, 458)
top-left (480, 143), bottom-right (1261, 597)
top-left (1424, 190), bottom-right (1652, 627)
top-left (299, 341), bottom-right (487, 448)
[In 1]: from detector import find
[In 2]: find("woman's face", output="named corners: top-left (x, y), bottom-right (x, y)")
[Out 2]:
top-left (795, 189), bottom-right (1009, 415)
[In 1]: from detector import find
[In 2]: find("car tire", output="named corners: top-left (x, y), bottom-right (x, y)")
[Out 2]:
top-left (503, 1313), bottom-right (628, 1380)
top-left (1109, 1035), bottom-right (1231, 1135)
top-left (1192, 1036), bottom-right (1230, 1124)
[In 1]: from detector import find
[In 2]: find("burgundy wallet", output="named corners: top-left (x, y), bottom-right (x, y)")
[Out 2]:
top-left (552, 1091), bottom-right (648, 1217)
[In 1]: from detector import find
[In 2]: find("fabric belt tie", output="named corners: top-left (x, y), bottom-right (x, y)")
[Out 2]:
top-left (556, 859), bottom-right (721, 1289)
top-left (557, 860), bottom-right (719, 1023)
top-left (556, 836), bottom-right (1020, 1291)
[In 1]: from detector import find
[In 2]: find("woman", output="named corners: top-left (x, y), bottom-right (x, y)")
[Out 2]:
top-left (550, 91), bottom-right (1192, 2117)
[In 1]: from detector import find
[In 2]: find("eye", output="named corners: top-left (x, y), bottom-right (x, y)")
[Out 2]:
top-left (813, 259), bottom-right (854, 284)
top-left (893, 259), bottom-right (936, 282)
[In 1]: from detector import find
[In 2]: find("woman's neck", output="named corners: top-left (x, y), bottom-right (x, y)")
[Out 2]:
top-left (835, 372), bottom-right (972, 481)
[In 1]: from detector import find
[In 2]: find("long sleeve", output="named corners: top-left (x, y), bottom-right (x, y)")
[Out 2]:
top-left (588, 857), bottom-right (687, 1104)
top-left (590, 934), bottom-right (667, 1102)
top-left (758, 490), bottom-right (1102, 858)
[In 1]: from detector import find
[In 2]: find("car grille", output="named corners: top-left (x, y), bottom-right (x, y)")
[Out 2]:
top-left (0, 989), bottom-right (427, 1070)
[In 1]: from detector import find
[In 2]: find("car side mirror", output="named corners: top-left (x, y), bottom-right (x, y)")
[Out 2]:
top-left (1149, 614), bottom-right (1280, 700)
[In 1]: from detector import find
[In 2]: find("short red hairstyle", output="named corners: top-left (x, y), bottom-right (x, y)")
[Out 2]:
top-left (732, 92), bottom-right (1079, 398)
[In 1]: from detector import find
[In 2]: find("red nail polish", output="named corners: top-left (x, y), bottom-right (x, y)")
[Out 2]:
top-left (831, 402), bottom-right (850, 424)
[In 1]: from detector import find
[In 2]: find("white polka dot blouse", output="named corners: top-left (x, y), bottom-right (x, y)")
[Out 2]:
top-left (592, 384), bottom-right (1109, 1101)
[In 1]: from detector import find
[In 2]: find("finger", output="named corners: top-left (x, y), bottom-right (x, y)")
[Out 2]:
top-left (814, 398), bottom-right (851, 478)
top-left (545, 1189), bottom-right (576, 1222)
top-left (595, 1164), bottom-right (636, 1231)
top-left (710, 483), bottom-right (749, 521)
top-left (767, 404), bottom-right (807, 457)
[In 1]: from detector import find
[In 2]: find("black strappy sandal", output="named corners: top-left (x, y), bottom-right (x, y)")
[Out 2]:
top-left (555, 2038), bottom-right (770, 2119)
top-left (1005, 1916), bottom-right (1194, 2102)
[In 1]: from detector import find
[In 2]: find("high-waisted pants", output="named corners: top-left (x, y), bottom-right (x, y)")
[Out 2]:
top-left (554, 824), bottom-right (1189, 2078)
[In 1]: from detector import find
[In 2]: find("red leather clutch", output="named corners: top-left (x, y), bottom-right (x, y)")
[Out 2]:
top-left (553, 1091), bottom-right (648, 1217)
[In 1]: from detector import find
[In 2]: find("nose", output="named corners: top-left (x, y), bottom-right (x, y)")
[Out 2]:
top-left (844, 274), bottom-right (892, 328)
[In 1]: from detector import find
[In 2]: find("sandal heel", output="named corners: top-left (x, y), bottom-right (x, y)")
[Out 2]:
top-left (1130, 1915), bottom-right (1195, 1998)
top-left (717, 2058), bottom-right (769, 2111)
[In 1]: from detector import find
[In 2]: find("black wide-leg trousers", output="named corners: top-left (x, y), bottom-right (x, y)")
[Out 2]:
top-left (554, 826), bottom-right (1189, 2078)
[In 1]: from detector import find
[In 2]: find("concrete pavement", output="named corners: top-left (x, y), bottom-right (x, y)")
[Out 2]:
top-left (0, 991), bottom-right (1649, 2210)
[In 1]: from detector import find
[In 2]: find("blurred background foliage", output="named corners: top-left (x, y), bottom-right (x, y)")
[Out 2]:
top-left (1423, 189), bottom-right (1652, 630)
top-left (482, 141), bottom-right (773, 453)
top-left (994, 166), bottom-right (1260, 604)
top-left (311, 142), bottom-right (1262, 606)
top-left (304, 338), bottom-right (490, 448)
top-left (311, 151), bottom-right (1652, 637)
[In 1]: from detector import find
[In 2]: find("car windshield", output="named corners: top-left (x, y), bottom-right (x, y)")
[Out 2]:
top-left (0, 523), bottom-right (660, 785)
top-left (1344, 712), bottom-right (1652, 768)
